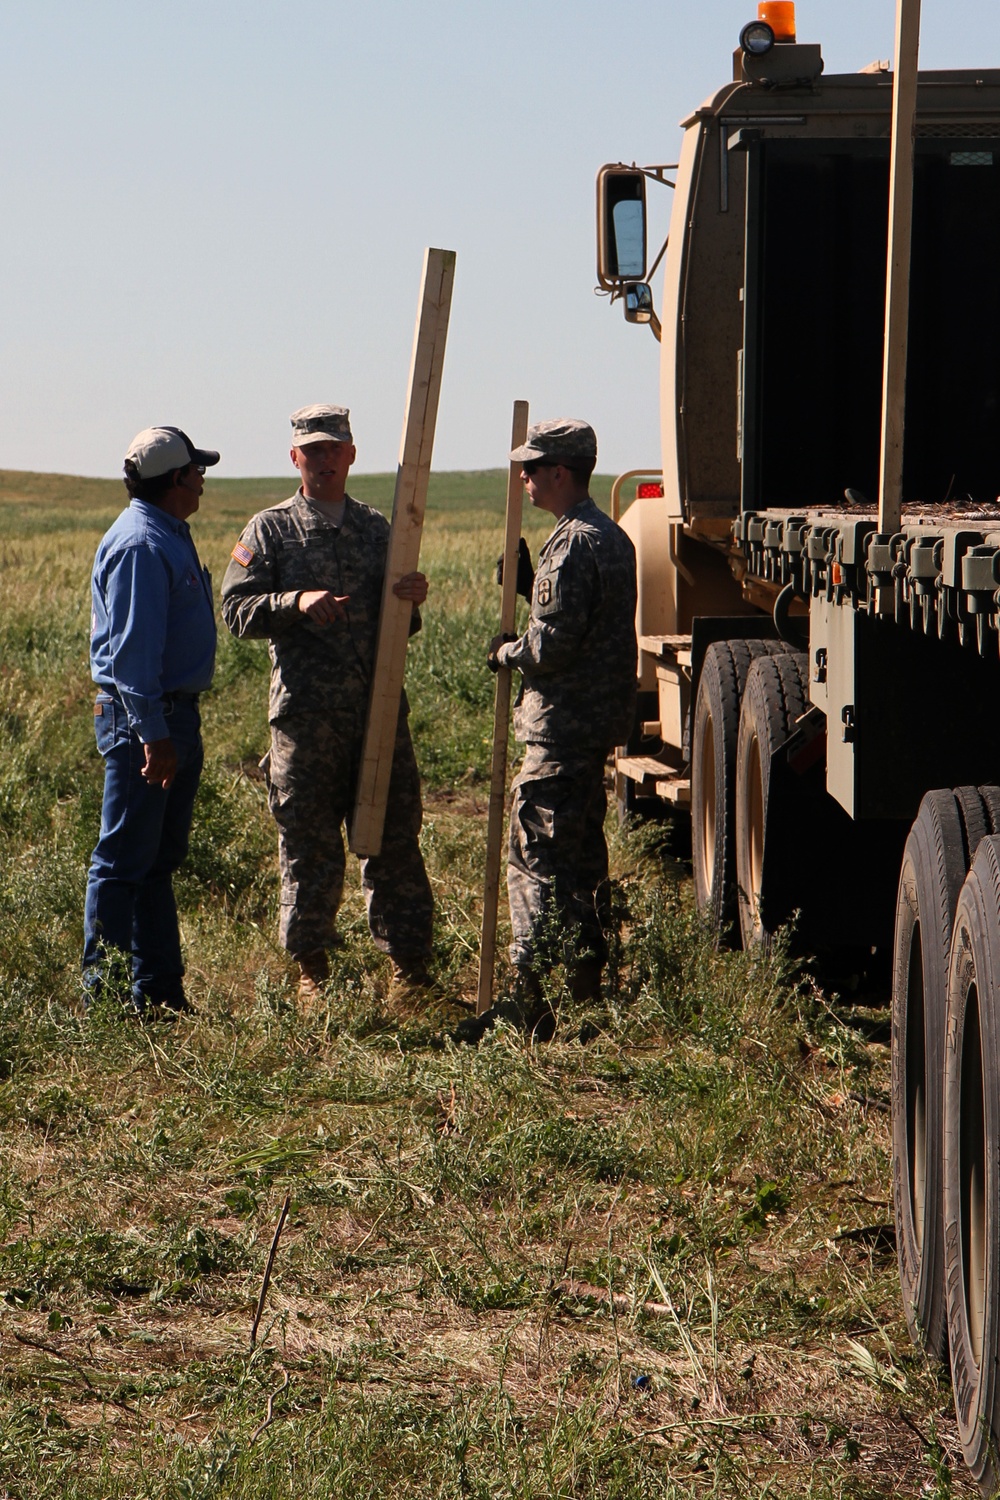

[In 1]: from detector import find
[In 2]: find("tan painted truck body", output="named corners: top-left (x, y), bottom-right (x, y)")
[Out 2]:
top-left (600, 17), bottom-right (1000, 1487)
top-left (614, 40), bottom-right (1000, 811)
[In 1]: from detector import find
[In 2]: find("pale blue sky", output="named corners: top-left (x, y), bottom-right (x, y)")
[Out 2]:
top-left (0, 1), bottom-right (995, 478)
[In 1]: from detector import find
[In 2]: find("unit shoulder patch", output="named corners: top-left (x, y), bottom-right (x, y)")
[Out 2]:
top-left (231, 541), bottom-right (254, 567)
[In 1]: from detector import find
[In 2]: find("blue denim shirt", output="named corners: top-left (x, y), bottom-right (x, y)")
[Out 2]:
top-left (90, 500), bottom-right (216, 743)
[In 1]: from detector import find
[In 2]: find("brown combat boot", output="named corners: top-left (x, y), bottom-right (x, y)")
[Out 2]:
top-left (386, 956), bottom-right (436, 1015)
top-left (296, 950), bottom-right (329, 1008)
top-left (385, 957), bottom-right (474, 1022)
top-left (452, 968), bottom-right (556, 1045)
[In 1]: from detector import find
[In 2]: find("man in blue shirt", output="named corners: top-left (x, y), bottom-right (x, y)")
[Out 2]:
top-left (83, 426), bottom-right (219, 1015)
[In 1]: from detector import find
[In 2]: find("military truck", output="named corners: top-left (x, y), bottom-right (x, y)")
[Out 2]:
top-left (595, 2), bottom-right (1000, 1490)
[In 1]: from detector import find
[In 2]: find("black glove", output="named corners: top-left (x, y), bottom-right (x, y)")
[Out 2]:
top-left (495, 537), bottom-right (535, 600)
top-left (487, 633), bottom-right (518, 673)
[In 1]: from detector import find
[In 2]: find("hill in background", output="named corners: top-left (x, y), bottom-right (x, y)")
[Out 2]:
top-left (0, 468), bottom-right (618, 527)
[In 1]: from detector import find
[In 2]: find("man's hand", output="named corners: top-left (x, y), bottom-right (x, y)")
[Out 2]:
top-left (298, 590), bottom-right (349, 626)
top-left (495, 537), bottom-right (534, 600)
top-left (393, 571), bottom-right (428, 606)
top-left (487, 633), bottom-right (518, 673)
top-left (142, 737), bottom-right (177, 790)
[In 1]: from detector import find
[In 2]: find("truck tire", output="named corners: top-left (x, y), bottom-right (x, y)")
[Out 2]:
top-left (943, 834), bottom-right (1000, 1494)
top-left (892, 790), bottom-right (968, 1363)
top-left (734, 651), bottom-right (810, 949)
top-left (975, 782), bottom-right (1000, 839)
top-left (692, 639), bottom-right (788, 946)
top-left (955, 784), bottom-right (990, 860)
top-left (893, 786), bottom-right (1000, 1367)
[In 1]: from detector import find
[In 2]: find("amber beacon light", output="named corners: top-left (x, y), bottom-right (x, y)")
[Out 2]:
top-left (757, 1), bottom-right (796, 41)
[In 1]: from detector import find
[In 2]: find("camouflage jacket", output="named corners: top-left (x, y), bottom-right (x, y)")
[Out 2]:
top-left (220, 492), bottom-right (418, 722)
top-left (497, 497), bottom-right (637, 749)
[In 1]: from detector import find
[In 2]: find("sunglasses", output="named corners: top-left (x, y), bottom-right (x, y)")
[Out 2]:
top-left (521, 459), bottom-right (559, 477)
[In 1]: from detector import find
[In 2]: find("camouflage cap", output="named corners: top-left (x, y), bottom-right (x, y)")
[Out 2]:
top-left (510, 418), bottom-right (597, 465)
top-left (290, 404), bottom-right (353, 446)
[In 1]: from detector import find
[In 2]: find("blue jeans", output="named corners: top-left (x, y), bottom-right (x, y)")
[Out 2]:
top-left (83, 692), bottom-right (203, 1007)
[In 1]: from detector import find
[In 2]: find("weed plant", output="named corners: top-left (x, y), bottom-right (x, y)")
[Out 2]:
top-left (0, 468), bottom-right (968, 1497)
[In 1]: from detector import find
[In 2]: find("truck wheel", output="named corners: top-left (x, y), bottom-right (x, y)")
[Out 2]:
top-left (734, 651), bottom-right (810, 949)
top-left (692, 639), bottom-right (788, 946)
top-left (975, 782), bottom-right (1000, 836)
top-left (943, 835), bottom-right (1000, 1494)
top-left (955, 784), bottom-right (990, 859)
top-left (892, 790), bottom-right (968, 1363)
top-left (893, 785), bottom-right (1000, 1365)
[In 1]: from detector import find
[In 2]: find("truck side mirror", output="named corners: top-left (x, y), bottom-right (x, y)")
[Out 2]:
top-left (623, 283), bottom-right (654, 324)
top-left (596, 166), bottom-right (647, 289)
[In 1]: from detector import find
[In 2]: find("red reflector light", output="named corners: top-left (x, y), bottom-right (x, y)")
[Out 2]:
top-left (832, 562), bottom-right (843, 585)
top-left (636, 482), bottom-right (664, 499)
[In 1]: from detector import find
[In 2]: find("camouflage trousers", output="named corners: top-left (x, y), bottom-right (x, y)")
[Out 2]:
top-left (263, 708), bottom-right (433, 961)
top-left (507, 743), bottom-right (610, 973)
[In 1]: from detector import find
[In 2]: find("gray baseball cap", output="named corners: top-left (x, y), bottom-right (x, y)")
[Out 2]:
top-left (124, 426), bottom-right (220, 480)
top-left (290, 404), bottom-right (353, 446)
top-left (510, 418), bottom-right (597, 465)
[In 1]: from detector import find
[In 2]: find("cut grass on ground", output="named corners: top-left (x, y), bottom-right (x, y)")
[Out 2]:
top-left (0, 469), bottom-right (968, 1498)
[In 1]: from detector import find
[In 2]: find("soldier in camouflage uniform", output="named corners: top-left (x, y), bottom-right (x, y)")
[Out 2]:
top-left (457, 419), bottom-right (637, 1043)
top-left (220, 405), bottom-right (434, 1005)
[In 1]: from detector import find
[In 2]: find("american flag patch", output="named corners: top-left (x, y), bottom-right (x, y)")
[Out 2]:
top-left (231, 541), bottom-right (254, 567)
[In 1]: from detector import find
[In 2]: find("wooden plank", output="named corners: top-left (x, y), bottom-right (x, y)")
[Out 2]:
top-left (476, 400), bottom-right (529, 1014)
top-left (878, 0), bottom-right (921, 538)
top-left (655, 779), bottom-right (691, 806)
top-left (639, 633), bottom-right (693, 657)
top-left (617, 754), bottom-right (681, 781)
top-left (349, 248), bottom-right (456, 856)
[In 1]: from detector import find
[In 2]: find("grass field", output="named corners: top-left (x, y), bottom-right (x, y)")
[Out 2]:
top-left (0, 467), bottom-right (971, 1498)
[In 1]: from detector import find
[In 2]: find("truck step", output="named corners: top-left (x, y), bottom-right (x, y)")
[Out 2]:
top-left (639, 634), bottom-right (693, 665)
top-left (617, 755), bottom-right (691, 805)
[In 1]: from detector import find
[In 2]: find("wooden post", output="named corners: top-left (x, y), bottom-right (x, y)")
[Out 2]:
top-left (349, 248), bottom-right (456, 856)
top-left (476, 401), bottom-right (529, 1015)
top-left (878, 0), bottom-right (921, 539)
